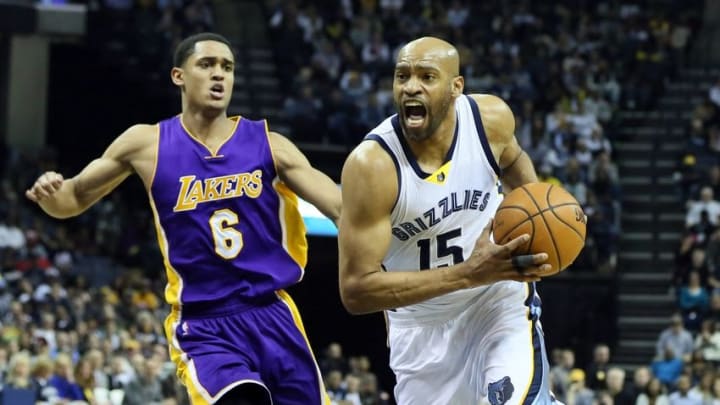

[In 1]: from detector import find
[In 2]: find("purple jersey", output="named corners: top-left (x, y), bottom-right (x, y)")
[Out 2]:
top-left (149, 116), bottom-right (307, 313)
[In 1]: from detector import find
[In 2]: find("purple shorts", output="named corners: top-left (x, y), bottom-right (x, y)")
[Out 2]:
top-left (165, 291), bottom-right (328, 404)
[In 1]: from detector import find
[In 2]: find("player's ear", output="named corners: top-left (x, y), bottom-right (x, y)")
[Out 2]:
top-left (452, 76), bottom-right (464, 97)
top-left (171, 67), bottom-right (184, 88)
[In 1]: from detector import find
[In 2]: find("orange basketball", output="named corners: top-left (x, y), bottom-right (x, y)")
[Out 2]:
top-left (493, 183), bottom-right (587, 275)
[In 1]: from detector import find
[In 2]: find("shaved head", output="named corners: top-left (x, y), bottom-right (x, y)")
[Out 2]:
top-left (397, 37), bottom-right (460, 76)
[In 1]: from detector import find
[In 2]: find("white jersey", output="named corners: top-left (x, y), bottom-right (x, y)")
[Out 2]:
top-left (366, 94), bottom-right (524, 324)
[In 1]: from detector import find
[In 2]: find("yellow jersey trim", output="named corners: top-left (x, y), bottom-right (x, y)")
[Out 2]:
top-left (425, 161), bottom-right (452, 185)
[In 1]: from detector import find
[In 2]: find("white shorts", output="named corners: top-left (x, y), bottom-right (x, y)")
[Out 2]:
top-left (387, 282), bottom-right (555, 405)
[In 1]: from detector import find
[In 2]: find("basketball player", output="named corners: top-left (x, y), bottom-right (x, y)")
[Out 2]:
top-left (338, 37), bottom-right (556, 404)
top-left (26, 33), bottom-right (339, 405)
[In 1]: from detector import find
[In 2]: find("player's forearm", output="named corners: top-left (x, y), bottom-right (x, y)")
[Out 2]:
top-left (339, 263), bottom-right (471, 314)
top-left (37, 179), bottom-right (87, 219)
top-left (500, 151), bottom-right (538, 192)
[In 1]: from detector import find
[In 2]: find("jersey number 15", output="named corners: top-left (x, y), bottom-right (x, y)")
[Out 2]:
top-left (416, 228), bottom-right (464, 269)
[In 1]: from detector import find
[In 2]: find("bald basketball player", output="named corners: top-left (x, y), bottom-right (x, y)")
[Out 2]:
top-left (26, 32), bottom-right (339, 405)
top-left (338, 37), bottom-right (557, 404)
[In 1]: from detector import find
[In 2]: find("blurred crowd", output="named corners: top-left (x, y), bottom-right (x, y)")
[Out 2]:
top-left (548, 339), bottom-right (720, 405)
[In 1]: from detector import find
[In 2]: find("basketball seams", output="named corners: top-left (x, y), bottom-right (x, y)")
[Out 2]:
top-left (545, 198), bottom-right (585, 241)
top-left (520, 185), bottom-right (563, 271)
top-left (493, 206), bottom-right (535, 255)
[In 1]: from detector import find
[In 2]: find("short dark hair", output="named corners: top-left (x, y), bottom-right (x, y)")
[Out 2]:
top-left (173, 32), bottom-right (233, 68)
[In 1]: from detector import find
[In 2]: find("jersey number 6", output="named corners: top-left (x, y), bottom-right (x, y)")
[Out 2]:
top-left (209, 209), bottom-right (244, 259)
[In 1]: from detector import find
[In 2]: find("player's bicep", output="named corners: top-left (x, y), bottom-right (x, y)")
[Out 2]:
top-left (338, 145), bottom-right (396, 284)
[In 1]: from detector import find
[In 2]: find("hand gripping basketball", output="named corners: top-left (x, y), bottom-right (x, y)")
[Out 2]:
top-left (463, 219), bottom-right (553, 287)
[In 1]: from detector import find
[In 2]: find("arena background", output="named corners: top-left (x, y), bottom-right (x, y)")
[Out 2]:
top-left (0, 0), bottom-right (719, 404)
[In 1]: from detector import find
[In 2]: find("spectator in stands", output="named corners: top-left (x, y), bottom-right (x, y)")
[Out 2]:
top-left (607, 367), bottom-right (636, 405)
top-left (630, 366), bottom-right (653, 402)
top-left (690, 369), bottom-right (715, 403)
top-left (694, 319), bottom-right (720, 363)
top-left (651, 347), bottom-right (684, 388)
top-left (656, 313), bottom-right (695, 362)
top-left (674, 247), bottom-right (708, 291)
top-left (49, 353), bottom-right (84, 402)
top-left (4, 351), bottom-right (36, 394)
top-left (565, 368), bottom-right (594, 405)
top-left (122, 357), bottom-right (165, 405)
top-left (325, 370), bottom-right (346, 401)
top-left (31, 355), bottom-right (58, 403)
top-left (669, 374), bottom-right (703, 404)
top-left (687, 187), bottom-right (720, 228)
top-left (678, 270), bottom-right (710, 331)
top-left (635, 377), bottom-right (670, 405)
top-left (586, 343), bottom-right (612, 390)
top-left (549, 348), bottom-right (575, 403)
top-left (320, 342), bottom-right (349, 376)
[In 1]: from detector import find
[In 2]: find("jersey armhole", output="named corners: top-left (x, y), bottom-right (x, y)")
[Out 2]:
top-left (465, 95), bottom-right (502, 177)
top-left (364, 135), bottom-right (401, 211)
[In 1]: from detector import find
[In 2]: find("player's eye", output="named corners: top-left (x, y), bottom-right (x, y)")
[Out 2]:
top-left (424, 74), bottom-right (435, 81)
top-left (395, 72), bottom-right (407, 80)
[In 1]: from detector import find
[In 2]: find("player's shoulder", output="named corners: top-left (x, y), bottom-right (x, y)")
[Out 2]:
top-left (467, 93), bottom-right (515, 142)
top-left (345, 138), bottom-right (395, 176)
top-left (121, 123), bottom-right (158, 139)
top-left (113, 123), bottom-right (159, 153)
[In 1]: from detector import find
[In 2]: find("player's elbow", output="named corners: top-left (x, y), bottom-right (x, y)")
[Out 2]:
top-left (339, 277), bottom-right (371, 315)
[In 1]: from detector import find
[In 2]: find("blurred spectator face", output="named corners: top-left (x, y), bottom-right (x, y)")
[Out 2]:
top-left (357, 356), bottom-right (370, 371)
top-left (345, 375), bottom-right (360, 393)
top-left (594, 345), bottom-right (609, 364)
top-left (701, 187), bottom-right (714, 202)
top-left (561, 350), bottom-right (574, 369)
top-left (326, 370), bottom-right (343, 389)
top-left (110, 357), bottom-right (126, 374)
top-left (633, 367), bottom-right (651, 388)
top-left (54, 354), bottom-right (73, 378)
top-left (671, 314), bottom-right (684, 332)
top-left (606, 368), bottom-right (625, 394)
top-left (710, 166), bottom-right (720, 184)
top-left (648, 378), bottom-right (663, 396)
top-left (677, 375), bottom-right (691, 394)
top-left (328, 343), bottom-right (343, 359)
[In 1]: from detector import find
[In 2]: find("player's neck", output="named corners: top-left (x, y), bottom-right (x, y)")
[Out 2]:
top-left (406, 112), bottom-right (457, 164)
top-left (180, 109), bottom-right (232, 141)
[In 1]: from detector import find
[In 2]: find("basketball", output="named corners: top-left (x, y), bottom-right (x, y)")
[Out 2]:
top-left (493, 183), bottom-right (587, 274)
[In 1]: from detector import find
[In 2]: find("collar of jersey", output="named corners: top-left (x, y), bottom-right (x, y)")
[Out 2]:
top-left (390, 112), bottom-right (459, 181)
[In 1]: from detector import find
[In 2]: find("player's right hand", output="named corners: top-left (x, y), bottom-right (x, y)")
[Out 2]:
top-left (463, 219), bottom-right (552, 286)
top-left (25, 171), bottom-right (64, 203)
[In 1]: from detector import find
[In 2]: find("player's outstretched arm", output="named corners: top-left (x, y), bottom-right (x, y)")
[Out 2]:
top-left (470, 94), bottom-right (538, 191)
top-left (267, 131), bottom-right (341, 224)
top-left (338, 142), bottom-right (550, 315)
top-left (25, 124), bottom-right (153, 219)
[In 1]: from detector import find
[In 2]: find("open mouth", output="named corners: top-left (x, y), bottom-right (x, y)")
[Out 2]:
top-left (210, 84), bottom-right (224, 99)
top-left (404, 102), bottom-right (427, 127)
